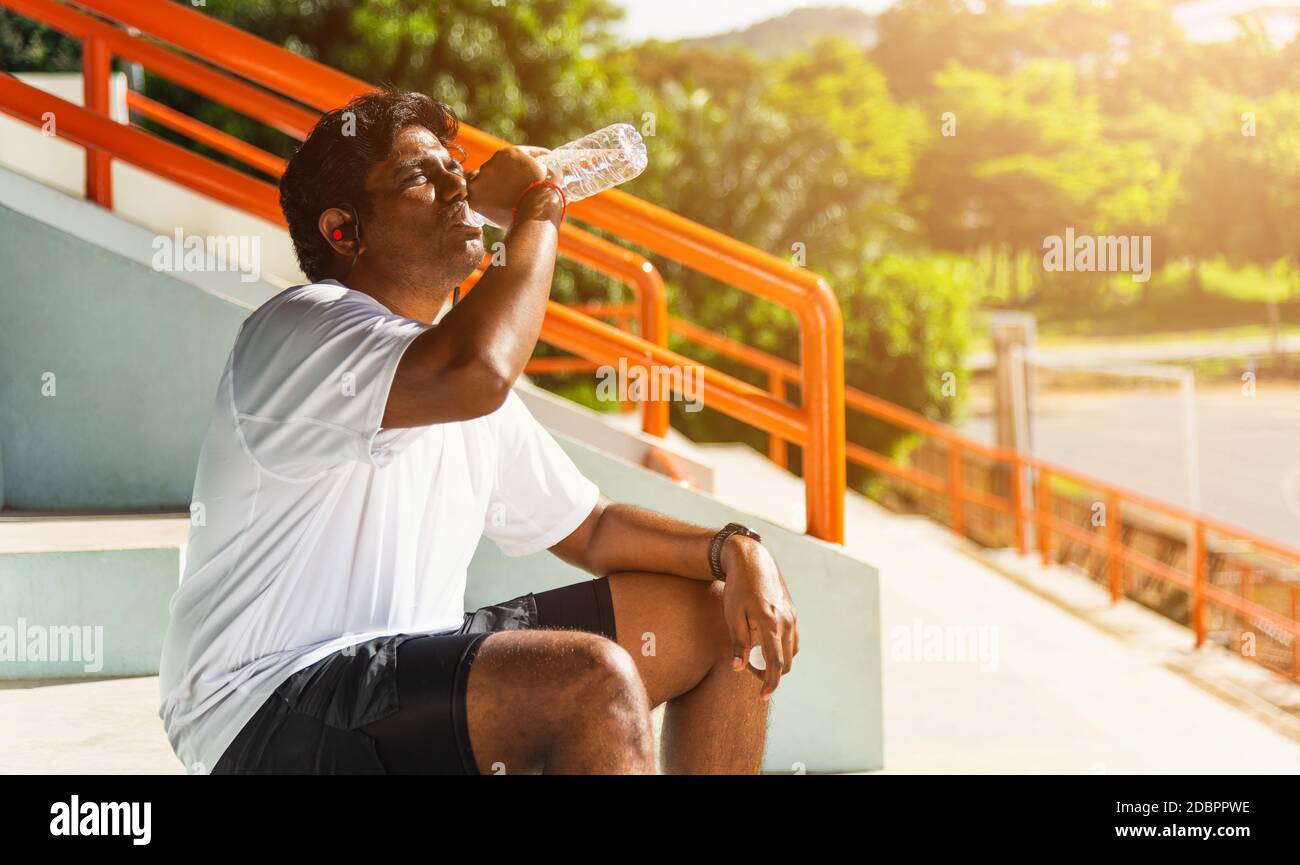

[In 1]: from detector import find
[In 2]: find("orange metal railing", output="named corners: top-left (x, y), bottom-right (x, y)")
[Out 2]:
top-left (562, 302), bottom-right (1300, 676)
top-left (0, 0), bottom-right (845, 543)
top-left (125, 90), bottom-right (288, 178)
top-left (0, 71), bottom-right (285, 222)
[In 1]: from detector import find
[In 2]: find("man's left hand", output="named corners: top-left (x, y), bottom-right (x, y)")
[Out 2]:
top-left (720, 537), bottom-right (799, 700)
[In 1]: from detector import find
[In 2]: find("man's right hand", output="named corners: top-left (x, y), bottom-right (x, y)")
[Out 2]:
top-left (466, 145), bottom-right (553, 229)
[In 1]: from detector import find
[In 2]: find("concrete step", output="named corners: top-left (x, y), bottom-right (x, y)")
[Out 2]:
top-left (0, 675), bottom-right (179, 774)
top-left (0, 512), bottom-right (185, 679)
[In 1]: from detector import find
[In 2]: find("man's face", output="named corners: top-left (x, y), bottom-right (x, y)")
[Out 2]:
top-left (357, 124), bottom-right (484, 296)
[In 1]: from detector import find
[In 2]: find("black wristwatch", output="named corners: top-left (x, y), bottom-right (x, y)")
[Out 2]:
top-left (709, 522), bottom-right (762, 581)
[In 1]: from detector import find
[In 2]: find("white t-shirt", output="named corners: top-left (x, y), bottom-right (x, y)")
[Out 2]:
top-left (158, 279), bottom-right (600, 774)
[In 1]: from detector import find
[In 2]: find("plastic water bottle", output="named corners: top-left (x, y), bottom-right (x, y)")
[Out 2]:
top-left (468, 123), bottom-right (647, 227)
top-left (538, 123), bottom-right (648, 201)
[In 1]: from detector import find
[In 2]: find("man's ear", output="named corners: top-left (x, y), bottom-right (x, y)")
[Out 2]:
top-left (319, 206), bottom-right (359, 256)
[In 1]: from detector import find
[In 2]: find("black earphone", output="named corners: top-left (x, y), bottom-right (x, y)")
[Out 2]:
top-left (331, 203), bottom-right (363, 277)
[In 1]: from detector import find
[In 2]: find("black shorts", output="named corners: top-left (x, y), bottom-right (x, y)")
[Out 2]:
top-left (210, 577), bottom-right (617, 775)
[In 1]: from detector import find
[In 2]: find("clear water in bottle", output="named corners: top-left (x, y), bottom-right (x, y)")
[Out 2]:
top-left (538, 123), bottom-right (648, 202)
top-left (468, 123), bottom-right (647, 227)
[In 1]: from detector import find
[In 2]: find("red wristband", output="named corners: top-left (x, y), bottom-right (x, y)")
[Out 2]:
top-left (511, 179), bottom-right (567, 226)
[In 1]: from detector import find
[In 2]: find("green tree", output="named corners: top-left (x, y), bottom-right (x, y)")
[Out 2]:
top-left (623, 37), bottom-right (960, 471)
top-left (0, 9), bottom-right (80, 73)
top-left (1178, 90), bottom-right (1300, 297)
top-left (905, 59), bottom-right (1175, 304)
top-left (133, 0), bottom-right (642, 161)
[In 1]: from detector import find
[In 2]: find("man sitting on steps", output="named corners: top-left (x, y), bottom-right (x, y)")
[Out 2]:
top-left (157, 86), bottom-right (799, 775)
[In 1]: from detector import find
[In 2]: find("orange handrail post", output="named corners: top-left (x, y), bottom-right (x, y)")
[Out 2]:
top-left (810, 290), bottom-right (846, 544)
top-left (1036, 468), bottom-right (1052, 566)
top-left (1105, 490), bottom-right (1122, 604)
top-left (1010, 452), bottom-right (1026, 555)
top-left (633, 259), bottom-right (669, 435)
top-left (83, 32), bottom-right (112, 207)
top-left (948, 440), bottom-right (965, 538)
top-left (1192, 521), bottom-right (1207, 648)
top-left (768, 374), bottom-right (788, 468)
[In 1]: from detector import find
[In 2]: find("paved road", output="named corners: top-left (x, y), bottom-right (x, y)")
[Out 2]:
top-left (962, 384), bottom-right (1300, 550)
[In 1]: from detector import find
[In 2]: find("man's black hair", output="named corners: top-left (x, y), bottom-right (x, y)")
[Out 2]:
top-left (279, 85), bottom-right (461, 282)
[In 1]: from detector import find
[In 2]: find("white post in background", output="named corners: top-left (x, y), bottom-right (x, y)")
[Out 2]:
top-left (989, 312), bottom-right (1037, 457)
top-left (990, 312), bottom-right (1037, 550)
top-left (1010, 343), bottom-right (1032, 465)
top-left (1180, 370), bottom-right (1202, 514)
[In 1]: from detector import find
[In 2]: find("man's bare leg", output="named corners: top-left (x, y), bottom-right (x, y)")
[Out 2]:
top-left (606, 572), bottom-right (769, 774)
top-left (464, 629), bottom-right (655, 774)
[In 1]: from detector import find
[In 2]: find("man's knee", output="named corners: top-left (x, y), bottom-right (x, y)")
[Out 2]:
top-left (545, 634), bottom-right (653, 755)
top-left (485, 630), bottom-right (645, 714)
top-left (466, 631), bottom-right (652, 772)
top-left (566, 633), bottom-right (646, 708)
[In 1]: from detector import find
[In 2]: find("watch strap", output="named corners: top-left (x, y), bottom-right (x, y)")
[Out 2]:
top-left (709, 522), bottom-right (762, 581)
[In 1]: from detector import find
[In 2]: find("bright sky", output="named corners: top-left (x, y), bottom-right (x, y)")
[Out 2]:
top-left (610, 0), bottom-right (895, 43)
top-left (611, 0), bottom-right (1300, 45)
